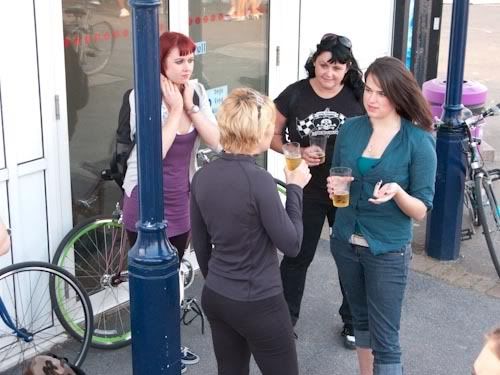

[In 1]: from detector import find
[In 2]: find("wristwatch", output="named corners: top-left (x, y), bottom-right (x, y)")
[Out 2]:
top-left (188, 104), bottom-right (200, 114)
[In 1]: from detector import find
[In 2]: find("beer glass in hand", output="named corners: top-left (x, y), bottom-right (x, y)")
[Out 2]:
top-left (328, 167), bottom-right (353, 208)
top-left (309, 135), bottom-right (328, 165)
top-left (285, 160), bottom-right (311, 189)
top-left (282, 142), bottom-right (302, 170)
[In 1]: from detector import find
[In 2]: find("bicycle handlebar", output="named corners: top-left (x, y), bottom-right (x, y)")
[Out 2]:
top-left (433, 103), bottom-right (500, 131)
top-left (273, 178), bottom-right (287, 189)
top-left (434, 103), bottom-right (500, 131)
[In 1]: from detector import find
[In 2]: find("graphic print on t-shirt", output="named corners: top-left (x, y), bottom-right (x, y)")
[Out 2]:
top-left (295, 108), bottom-right (346, 138)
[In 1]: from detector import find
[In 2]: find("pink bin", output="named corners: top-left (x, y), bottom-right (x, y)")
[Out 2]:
top-left (422, 79), bottom-right (488, 139)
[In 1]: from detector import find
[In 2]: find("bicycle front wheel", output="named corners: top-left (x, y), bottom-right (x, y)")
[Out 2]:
top-left (80, 21), bottom-right (114, 75)
top-left (475, 174), bottom-right (500, 278)
top-left (0, 261), bottom-right (92, 373)
top-left (53, 215), bottom-right (131, 349)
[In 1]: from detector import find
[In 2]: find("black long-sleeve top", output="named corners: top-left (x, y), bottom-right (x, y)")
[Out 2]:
top-left (190, 152), bottom-right (304, 301)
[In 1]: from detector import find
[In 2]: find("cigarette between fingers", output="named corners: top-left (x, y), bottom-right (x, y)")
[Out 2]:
top-left (373, 180), bottom-right (383, 196)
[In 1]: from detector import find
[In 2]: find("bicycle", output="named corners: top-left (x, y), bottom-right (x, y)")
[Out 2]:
top-left (0, 260), bottom-right (93, 373)
top-left (440, 103), bottom-right (500, 278)
top-left (63, 0), bottom-right (115, 75)
top-left (53, 202), bottom-right (202, 349)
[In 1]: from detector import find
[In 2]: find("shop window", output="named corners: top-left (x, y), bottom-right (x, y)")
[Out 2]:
top-left (62, 0), bottom-right (169, 224)
top-left (189, 0), bottom-right (270, 166)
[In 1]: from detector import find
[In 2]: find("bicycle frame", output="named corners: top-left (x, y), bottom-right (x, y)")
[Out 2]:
top-left (0, 296), bottom-right (33, 342)
top-left (445, 104), bottom-right (500, 278)
top-left (462, 109), bottom-right (500, 185)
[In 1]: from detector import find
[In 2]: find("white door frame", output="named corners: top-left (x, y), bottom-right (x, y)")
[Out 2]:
top-left (0, 0), bottom-right (72, 267)
top-left (267, 0), bottom-right (301, 182)
top-left (36, 1), bottom-right (74, 257)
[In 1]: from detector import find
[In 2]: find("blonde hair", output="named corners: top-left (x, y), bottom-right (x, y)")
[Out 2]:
top-left (217, 88), bottom-right (276, 153)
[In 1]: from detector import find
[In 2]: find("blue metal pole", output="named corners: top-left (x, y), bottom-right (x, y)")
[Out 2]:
top-left (425, 0), bottom-right (469, 260)
top-left (128, 1), bottom-right (180, 374)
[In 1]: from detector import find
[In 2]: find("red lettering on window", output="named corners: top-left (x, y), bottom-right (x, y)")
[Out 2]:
top-left (122, 29), bottom-right (129, 37)
top-left (210, 14), bottom-right (216, 22)
top-left (103, 32), bottom-right (111, 40)
top-left (64, 38), bottom-right (71, 48)
top-left (112, 30), bottom-right (121, 38)
top-left (84, 34), bottom-right (91, 45)
top-left (195, 16), bottom-right (201, 24)
top-left (203, 15), bottom-right (208, 23)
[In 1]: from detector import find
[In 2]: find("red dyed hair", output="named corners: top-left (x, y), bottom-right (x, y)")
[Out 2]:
top-left (159, 32), bottom-right (196, 76)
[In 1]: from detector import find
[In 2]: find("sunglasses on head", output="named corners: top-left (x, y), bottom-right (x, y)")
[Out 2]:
top-left (246, 89), bottom-right (264, 121)
top-left (321, 33), bottom-right (352, 50)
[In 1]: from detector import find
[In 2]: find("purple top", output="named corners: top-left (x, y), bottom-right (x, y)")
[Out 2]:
top-left (122, 129), bottom-right (198, 237)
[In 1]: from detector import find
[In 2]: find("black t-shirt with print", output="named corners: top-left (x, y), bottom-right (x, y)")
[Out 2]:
top-left (275, 79), bottom-right (364, 203)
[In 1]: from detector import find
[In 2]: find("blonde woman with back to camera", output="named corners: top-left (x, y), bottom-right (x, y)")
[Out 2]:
top-left (190, 88), bottom-right (311, 375)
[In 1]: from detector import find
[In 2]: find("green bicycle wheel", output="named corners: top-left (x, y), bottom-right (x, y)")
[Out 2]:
top-left (53, 215), bottom-right (131, 349)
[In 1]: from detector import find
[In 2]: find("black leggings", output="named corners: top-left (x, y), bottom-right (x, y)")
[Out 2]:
top-left (280, 198), bottom-right (352, 326)
top-left (126, 230), bottom-right (189, 260)
top-left (201, 286), bottom-right (298, 375)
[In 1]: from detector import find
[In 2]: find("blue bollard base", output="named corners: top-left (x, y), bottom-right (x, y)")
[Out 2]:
top-left (128, 226), bottom-right (179, 265)
top-left (128, 259), bottom-right (181, 374)
top-left (425, 127), bottom-right (466, 261)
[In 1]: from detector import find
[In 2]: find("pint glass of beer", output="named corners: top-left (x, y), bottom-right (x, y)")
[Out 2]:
top-left (282, 142), bottom-right (302, 170)
top-left (309, 135), bottom-right (328, 164)
top-left (329, 167), bottom-right (352, 208)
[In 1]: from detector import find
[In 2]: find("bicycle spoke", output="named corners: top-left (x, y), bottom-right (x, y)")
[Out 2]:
top-left (55, 218), bottom-right (131, 348)
top-left (1, 264), bottom-right (92, 372)
top-left (476, 176), bottom-right (500, 278)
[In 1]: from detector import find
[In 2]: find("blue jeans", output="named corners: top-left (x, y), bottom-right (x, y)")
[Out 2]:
top-left (330, 237), bottom-right (411, 375)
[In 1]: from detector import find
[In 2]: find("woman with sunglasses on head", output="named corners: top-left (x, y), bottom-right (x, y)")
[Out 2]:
top-left (191, 88), bottom-right (311, 375)
top-left (271, 33), bottom-right (364, 347)
top-left (327, 56), bottom-right (437, 375)
top-left (121, 31), bottom-right (219, 373)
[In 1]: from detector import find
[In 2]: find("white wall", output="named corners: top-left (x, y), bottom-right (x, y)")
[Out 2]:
top-left (298, 0), bottom-right (394, 76)
top-left (0, 0), bottom-right (68, 267)
top-left (268, 0), bottom-right (395, 181)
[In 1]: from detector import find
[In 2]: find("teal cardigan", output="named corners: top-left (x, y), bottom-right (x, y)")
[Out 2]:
top-left (331, 115), bottom-right (437, 255)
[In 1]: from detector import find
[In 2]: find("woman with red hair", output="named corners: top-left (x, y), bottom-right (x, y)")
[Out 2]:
top-left (122, 31), bottom-right (220, 373)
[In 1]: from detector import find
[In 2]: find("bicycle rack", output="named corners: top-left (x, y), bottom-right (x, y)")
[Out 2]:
top-left (181, 297), bottom-right (205, 335)
top-left (461, 228), bottom-right (473, 241)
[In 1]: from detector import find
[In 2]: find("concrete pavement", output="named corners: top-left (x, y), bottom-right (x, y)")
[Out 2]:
top-left (80, 238), bottom-right (500, 375)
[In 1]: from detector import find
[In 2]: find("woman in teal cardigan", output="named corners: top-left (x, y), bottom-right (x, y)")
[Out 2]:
top-left (327, 56), bottom-right (437, 375)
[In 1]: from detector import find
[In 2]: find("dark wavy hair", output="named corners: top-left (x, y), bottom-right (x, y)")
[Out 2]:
top-left (304, 35), bottom-right (364, 101)
top-left (365, 56), bottom-right (433, 131)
